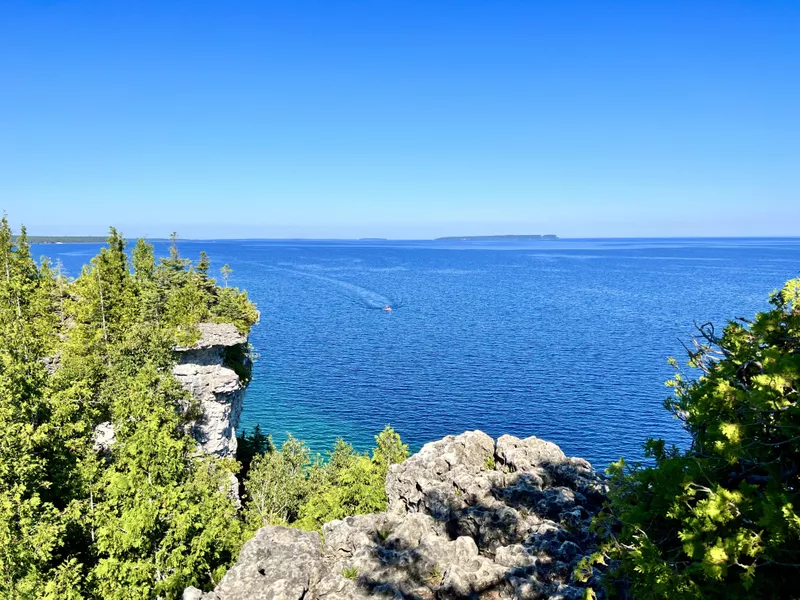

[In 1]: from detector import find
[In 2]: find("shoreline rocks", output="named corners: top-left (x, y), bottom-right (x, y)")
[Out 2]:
top-left (187, 430), bottom-right (609, 600)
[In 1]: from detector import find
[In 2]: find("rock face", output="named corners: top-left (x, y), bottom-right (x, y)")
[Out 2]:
top-left (173, 323), bottom-right (250, 458)
top-left (187, 431), bottom-right (609, 600)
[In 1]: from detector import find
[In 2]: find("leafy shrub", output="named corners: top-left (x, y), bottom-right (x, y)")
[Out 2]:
top-left (243, 435), bottom-right (314, 527)
top-left (593, 278), bottom-right (800, 599)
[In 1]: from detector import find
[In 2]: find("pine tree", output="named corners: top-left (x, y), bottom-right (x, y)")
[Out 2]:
top-left (0, 217), bottom-right (63, 597)
top-left (0, 218), bottom-right (261, 597)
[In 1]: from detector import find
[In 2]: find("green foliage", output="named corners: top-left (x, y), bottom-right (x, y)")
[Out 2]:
top-left (236, 425), bottom-right (274, 482)
top-left (425, 563), bottom-right (444, 585)
top-left (342, 566), bottom-right (359, 580)
top-left (0, 222), bottom-right (259, 598)
top-left (1, 217), bottom-right (412, 597)
top-left (372, 425), bottom-right (409, 470)
top-left (596, 278), bottom-right (800, 599)
top-left (241, 426), bottom-right (409, 533)
top-left (243, 435), bottom-right (315, 528)
top-left (223, 343), bottom-right (253, 385)
top-left (296, 426), bottom-right (409, 531)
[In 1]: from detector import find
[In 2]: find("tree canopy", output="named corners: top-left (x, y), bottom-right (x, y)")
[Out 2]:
top-left (0, 220), bottom-right (260, 598)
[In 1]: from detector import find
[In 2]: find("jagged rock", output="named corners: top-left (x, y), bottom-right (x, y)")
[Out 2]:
top-left (173, 323), bottom-right (250, 458)
top-left (190, 431), bottom-right (609, 599)
top-left (41, 354), bottom-right (60, 375)
top-left (183, 588), bottom-right (205, 600)
top-left (496, 434), bottom-right (568, 472)
top-left (386, 430), bottom-right (498, 519)
top-left (212, 527), bottom-right (323, 599)
top-left (92, 421), bottom-right (116, 455)
top-left (175, 322), bottom-right (247, 351)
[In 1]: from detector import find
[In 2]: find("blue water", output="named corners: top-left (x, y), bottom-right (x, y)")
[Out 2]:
top-left (35, 238), bottom-right (800, 468)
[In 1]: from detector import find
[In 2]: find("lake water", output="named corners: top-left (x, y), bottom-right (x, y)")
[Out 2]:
top-left (36, 238), bottom-right (800, 468)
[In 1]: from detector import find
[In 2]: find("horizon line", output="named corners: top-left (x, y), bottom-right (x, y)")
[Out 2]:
top-left (25, 235), bottom-right (800, 243)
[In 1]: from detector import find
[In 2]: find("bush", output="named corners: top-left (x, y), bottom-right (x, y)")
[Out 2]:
top-left (241, 426), bottom-right (409, 532)
top-left (593, 279), bottom-right (800, 599)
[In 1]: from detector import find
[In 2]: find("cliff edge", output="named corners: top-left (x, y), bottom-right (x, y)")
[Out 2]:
top-left (186, 430), bottom-right (608, 600)
top-left (173, 322), bottom-right (250, 458)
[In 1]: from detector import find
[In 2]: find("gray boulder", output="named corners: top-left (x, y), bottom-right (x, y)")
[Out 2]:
top-left (92, 421), bottom-right (116, 455)
top-left (189, 431), bottom-right (609, 599)
top-left (206, 527), bottom-right (323, 600)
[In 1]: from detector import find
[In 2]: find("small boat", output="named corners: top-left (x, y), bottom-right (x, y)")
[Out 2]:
top-left (383, 305), bottom-right (393, 312)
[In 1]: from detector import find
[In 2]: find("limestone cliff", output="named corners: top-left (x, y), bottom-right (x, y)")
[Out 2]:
top-left (185, 431), bottom-right (609, 600)
top-left (92, 322), bottom-right (251, 465)
top-left (173, 322), bottom-right (251, 458)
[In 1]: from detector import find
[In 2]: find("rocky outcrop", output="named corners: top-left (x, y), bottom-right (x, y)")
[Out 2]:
top-left (186, 431), bottom-right (609, 600)
top-left (92, 421), bottom-right (116, 455)
top-left (173, 323), bottom-right (250, 458)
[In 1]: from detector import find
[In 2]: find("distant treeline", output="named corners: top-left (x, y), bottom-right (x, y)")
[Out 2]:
top-left (21, 235), bottom-right (115, 244)
top-left (435, 234), bottom-right (559, 241)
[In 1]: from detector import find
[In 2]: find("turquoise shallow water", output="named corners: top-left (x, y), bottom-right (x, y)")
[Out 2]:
top-left (37, 238), bottom-right (800, 468)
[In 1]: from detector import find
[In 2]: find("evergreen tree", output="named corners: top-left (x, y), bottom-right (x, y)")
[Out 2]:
top-left (589, 278), bottom-right (800, 599)
top-left (0, 217), bottom-right (62, 597)
top-left (0, 217), bottom-right (412, 597)
top-left (0, 220), bottom-right (259, 598)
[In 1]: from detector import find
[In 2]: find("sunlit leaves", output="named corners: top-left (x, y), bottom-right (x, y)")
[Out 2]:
top-left (0, 222), bottom-right (259, 598)
top-left (596, 278), bottom-right (800, 599)
top-left (241, 425), bottom-right (409, 534)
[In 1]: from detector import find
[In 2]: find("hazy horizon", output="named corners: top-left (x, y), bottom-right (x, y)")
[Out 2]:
top-left (25, 232), bottom-right (800, 242)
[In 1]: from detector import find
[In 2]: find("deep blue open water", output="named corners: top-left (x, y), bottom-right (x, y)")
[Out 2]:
top-left (36, 238), bottom-right (800, 468)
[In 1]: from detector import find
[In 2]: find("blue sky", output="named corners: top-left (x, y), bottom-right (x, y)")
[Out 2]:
top-left (2, 1), bottom-right (798, 238)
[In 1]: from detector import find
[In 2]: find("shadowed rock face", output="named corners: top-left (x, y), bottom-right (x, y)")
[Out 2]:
top-left (185, 431), bottom-right (610, 600)
top-left (173, 323), bottom-right (250, 458)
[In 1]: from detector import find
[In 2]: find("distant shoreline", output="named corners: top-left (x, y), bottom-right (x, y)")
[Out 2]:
top-left (24, 234), bottom-right (561, 244)
top-left (24, 236), bottom-right (169, 244)
top-left (23, 236), bottom-right (110, 244)
top-left (435, 234), bottom-right (559, 241)
top-left (23, 235), bottom-right (800, 245)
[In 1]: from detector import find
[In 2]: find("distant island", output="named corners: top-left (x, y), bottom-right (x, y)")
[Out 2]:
top-left (435, 234), bottom-right (559, 241)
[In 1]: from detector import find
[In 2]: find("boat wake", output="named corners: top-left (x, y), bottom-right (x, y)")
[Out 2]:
top-left (270, 267), bottom-right (398, 310)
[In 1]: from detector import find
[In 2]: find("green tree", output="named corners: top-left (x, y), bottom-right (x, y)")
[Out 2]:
top-left (1, 221), bottom-right (260, 598)
top-left (89, 365), bottom-right (243, 599)
top-left (296, 426), bottom-right (409, 531)
top-left (592, 278), bottom-right (800, 599)
top-left (220, 264), bottom-right (232, 288)
top-left (236, 425), bottom-right (274, 483)
top-left (372, 425), bottom-right (408, 472)
top-left (0, 217), bottom-right (63, 597)
top-left (243, 435), bottom-right (315, 528)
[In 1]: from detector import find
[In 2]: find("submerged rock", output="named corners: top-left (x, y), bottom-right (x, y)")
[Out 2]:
top-left (188, 430), bottom-right (609, 599)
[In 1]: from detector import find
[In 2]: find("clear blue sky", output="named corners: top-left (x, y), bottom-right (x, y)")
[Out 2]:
top-left (2, 1), bottom-right (798, 239)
